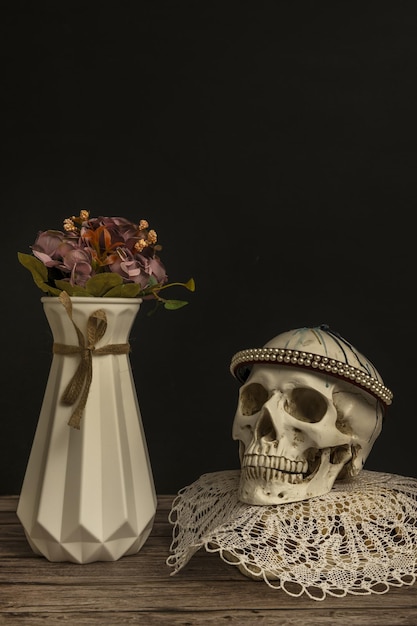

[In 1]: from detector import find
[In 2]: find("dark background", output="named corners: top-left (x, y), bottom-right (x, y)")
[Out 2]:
top-left (1, 1), bottom-right (416, 495)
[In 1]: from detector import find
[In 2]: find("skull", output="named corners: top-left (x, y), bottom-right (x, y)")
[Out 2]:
top-left (231, 325), bottom-right (393, 505)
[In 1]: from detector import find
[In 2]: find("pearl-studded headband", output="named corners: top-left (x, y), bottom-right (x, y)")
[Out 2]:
top-left (230, 347), bottom-right (393, 407)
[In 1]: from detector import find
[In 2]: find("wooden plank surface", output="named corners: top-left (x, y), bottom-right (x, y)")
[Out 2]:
top-left (1, 495), bottom-right (416, 625)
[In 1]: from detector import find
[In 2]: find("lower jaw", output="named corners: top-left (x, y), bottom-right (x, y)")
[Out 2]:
top-left (237, 472), bottom-right (321, 506)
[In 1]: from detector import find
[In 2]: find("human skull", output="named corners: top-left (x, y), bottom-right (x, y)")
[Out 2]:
top-left (230, 325), bottom-right (393, 505)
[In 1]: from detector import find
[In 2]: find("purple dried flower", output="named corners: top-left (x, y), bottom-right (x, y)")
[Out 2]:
top-left (19, 210), bottom-right (195, 309)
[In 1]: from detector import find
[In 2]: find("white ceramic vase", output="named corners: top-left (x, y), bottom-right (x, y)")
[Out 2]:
top-left (17, 294), bottom-right (157, 563)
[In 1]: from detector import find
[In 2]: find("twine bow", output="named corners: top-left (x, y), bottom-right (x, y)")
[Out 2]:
top-left (53, 291), bottom-right (130, 429)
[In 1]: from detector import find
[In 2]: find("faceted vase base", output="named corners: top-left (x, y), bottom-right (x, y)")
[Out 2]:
top-left (23, 514), bottom-right (155, 563)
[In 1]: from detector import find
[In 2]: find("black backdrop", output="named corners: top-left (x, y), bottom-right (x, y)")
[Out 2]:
top-left (2, 1), bottom-right (417, 495)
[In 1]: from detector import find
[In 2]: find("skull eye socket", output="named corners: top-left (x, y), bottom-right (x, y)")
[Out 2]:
top-left (240, 383), bottom-right (269, 416)
top-left (284, 387), bottom-right (327, 423)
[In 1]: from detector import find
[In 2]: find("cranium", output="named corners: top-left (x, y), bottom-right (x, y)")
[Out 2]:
top-left (231, 325), bottom-right (393, 505)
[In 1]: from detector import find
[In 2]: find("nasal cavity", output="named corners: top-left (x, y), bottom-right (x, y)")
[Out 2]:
top-left (255, 412), bottom-right (277, 442)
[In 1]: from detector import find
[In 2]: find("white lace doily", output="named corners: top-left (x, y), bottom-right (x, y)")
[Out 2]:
top-left (166, 469), bottom-right (417, 601)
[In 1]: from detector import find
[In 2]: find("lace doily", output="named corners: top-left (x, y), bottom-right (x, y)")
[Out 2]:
top-left (166, 469), bottom-right (417, 601)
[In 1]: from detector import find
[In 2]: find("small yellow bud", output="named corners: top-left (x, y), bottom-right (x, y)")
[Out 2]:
top-left (134, 239), bottom-right (148, 252)
top-left (79, 210), bottom-right (90, 221)
top-left (147, 229), bottom-right (157, 244)
top-left (139, 219), bottom-right (149, 230)
top-left (63, 218), bottom-right (76, 232)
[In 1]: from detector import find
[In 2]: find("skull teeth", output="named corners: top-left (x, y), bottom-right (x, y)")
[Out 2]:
top-left (243, 453), bottom-right (308, 474)
top-left (242, 466), bottom-right (304, 484)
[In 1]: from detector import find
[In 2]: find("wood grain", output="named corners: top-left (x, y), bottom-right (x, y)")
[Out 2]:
top-left (1, 495), bottom-right (416, 625)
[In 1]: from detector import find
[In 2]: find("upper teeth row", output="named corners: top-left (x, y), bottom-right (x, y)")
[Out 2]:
top-left (243, 453), bottom-right (307, 474)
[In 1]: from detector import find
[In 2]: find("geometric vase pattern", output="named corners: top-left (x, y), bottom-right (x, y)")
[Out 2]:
top-left (17, 295), bottom-right (157, 563)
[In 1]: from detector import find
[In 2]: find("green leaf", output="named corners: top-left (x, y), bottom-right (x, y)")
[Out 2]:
top-left (18, 252), bottom-right (50, 291)
top-left (85, 273), bottom-right (123, 297)
top-left (54, 280), bottom-right (90, 297)
top-left (147, 275), bottom-right (159, 286)
top-left (155, 278), bottom-right (195, 294)
top-left (104, 283), bottom-right (142, 298)
top-left (164, 299), bottom-right (189, 310)
top-left (47, 286), bottom-right (62, 296)
top-left (185, 278), bottom-right (195, 292)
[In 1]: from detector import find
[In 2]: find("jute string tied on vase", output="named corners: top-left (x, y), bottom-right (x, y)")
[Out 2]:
top-left (52, 291), bottom-right (130, 429)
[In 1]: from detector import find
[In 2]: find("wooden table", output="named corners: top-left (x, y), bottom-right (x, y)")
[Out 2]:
top-left (1, 495), bottom-right (416, 625)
